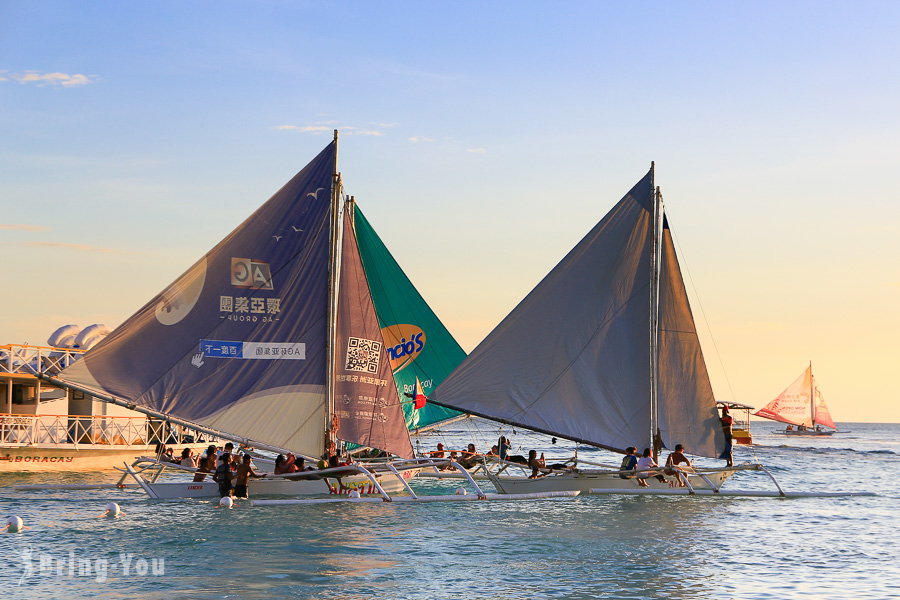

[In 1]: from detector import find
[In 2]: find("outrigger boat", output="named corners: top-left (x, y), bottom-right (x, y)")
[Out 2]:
top-left (430, 164), bottom-right (771, 495)
top-left (38, 133), bottom-right (431, 498)
top-left (755, 362), bottom-right (838, 436)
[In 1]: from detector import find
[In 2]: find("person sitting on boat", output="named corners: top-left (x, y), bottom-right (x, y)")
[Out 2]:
top-left (528, 450), bottom-right (547, 478)
top-left (665, 444), bottom-right (691, 472)
top-left (636, 447), bottom-right (667, 484)
top-left (619, 447), bottom-right (640, 482)
top-left (786, 425), bottom-right (794, 431)
top-left (719, 406), bottom-right (734, 467)
top-left (498, 437), bottom-right (527, 465)
top-left (193, 454), bottom-right (213, 482)
top-left (458, 443), bottom-right (479, 469)
top-left (217, 442), bottom-right (235, 467)
top-left (429, 443), bottom-right (446, 459)
top-left (498, 437), bottom-right (510, 461)
top-left (234, 453), bottom-right (266, 498)
top-left (154, 442), bottom-right (167, 460)
top-left (179, 447), bottom-right (197, 468)
top-left (213, 452), bottom-right (234, 498)
top-left (274, 453), bottom-right (300, 475)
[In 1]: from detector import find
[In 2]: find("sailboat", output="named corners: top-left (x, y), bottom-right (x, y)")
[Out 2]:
top-left (754, 362), bottom-right (837, 436)
top-left (430, 164), bottom-right (750, 494)
top-left (41, 132), bottom-right (429, 498)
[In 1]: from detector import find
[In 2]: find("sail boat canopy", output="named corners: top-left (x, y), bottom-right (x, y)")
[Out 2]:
top-left (61, 139), bottom-right (414, 459)
top-left (430, 168), bottom-right (724, 458)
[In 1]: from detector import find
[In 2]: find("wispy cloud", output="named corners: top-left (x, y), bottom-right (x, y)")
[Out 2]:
top-left (5, 71), bottom-right (93, 87)
top-left (1, 224), bottom-right (51, 232)
top-left (275, 125), bottom-right (332, 134)
top-left (466, 148), bottom-right (487, 154)
top-left (409, 136), bottom-right (434, 143)
top-left (275, 123), bottom-right (393, 137)
top-left (16, 241), bottom-right (126, 254)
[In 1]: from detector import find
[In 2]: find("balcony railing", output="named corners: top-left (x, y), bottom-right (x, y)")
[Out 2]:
top-left (0, 413), bottom-right (210, 447)
top-left (0, 344), bottom-right (84, 377)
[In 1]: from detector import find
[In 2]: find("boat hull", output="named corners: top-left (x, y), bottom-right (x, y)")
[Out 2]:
top-left (778, 430), bottom-right (834, 436)
top-left (140, 468), bottom-right (421, 499)
top-left (489, 468), bottom-right (735, 494)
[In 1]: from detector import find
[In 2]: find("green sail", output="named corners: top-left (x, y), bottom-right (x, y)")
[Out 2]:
top-left (353, 205), bottom-right (465, 430)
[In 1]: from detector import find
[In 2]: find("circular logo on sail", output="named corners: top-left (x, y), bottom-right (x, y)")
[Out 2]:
top-left (155, 258), bottom-right (207, 326)
top-left (381, 324), bottom-right (426, 373)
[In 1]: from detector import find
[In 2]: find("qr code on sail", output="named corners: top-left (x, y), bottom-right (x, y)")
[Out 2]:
top-left (345, 337), bottom-right (382, 374)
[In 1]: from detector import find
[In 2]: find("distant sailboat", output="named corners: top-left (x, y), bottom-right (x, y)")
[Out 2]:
top-left (430, 164), bottom-right (746, 494)
top-left (754, 362), bottom-right (837, 436)
top-left (43, 132), bottom-right (428, 497)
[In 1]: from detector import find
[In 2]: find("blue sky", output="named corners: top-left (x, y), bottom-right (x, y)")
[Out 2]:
top-left (2, 1), bottom-right (898, 421)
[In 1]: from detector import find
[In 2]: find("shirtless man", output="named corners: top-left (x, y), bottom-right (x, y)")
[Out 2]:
top-left (665, 443), bottom-right (693, 486)
top-left (234, 454), bottom-right (265, 498)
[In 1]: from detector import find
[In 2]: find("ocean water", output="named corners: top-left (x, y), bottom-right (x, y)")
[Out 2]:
top-left (1, 422), bottom-right (897, 600)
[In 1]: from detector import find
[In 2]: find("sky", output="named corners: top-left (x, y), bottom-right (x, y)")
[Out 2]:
top-left (1, 1), bottom-right (898, 422)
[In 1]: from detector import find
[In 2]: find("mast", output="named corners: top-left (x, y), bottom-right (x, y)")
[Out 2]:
top-left (649, 162), bottom-right (662, 459)
top-left (325, 129), bottom-right (341, 456)
top-left (809, 360), bottom-right (815, 426)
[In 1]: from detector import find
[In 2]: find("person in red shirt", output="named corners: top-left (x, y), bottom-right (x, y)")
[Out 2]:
top-left (719, 406), bottom-right (734, 467)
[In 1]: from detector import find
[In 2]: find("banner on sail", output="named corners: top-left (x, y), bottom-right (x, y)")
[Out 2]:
top-left (199, 340), bottom-right (306, 360)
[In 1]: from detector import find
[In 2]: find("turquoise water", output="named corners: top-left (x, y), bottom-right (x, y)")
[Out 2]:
top-left (1, 423), bottom-right (897, 599)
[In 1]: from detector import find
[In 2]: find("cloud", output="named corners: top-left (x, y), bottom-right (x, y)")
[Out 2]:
top-left (275, 125), bottom-right (332, 133)
top-left (347, 129), bottom-right (384, 137)
top-left (275, 123), bottom-right (387, 136)
top-left (16, 241), bottom-right (126, 254)
top-left (409, 136), bottom-right (434, 143)
top-left (7, 71), bottom-right (93, 87)
top-left (466, 148), bottom-right (487, 154)
top-left (0, 224), bottom-right (51, 232)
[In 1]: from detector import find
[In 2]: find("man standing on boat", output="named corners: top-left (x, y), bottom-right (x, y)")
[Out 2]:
top-left (719, 407), bottom-right (734, 467)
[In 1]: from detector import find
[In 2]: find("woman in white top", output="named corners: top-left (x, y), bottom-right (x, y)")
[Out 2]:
top-left (635, 447), bottom-right (667, 484)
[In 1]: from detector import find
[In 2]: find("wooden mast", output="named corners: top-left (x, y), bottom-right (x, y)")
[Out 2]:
top-left (325, 129), bottom-right (341, 457)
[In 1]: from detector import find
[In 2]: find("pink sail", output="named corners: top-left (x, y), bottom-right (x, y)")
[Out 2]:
top-left (755, 366), bottom-right (814, 427)
top-left (754, 364), bottom-right (836, 429)
top-left (812, 377), bottom-right (836, 429)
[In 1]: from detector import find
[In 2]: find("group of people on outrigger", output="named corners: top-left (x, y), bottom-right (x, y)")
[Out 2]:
top-left (427, 436), bottom-right (574, 479)
top-left (618, 444), bottom-right (693, 486)
top-left (155, 441), bottom-right (353, 498)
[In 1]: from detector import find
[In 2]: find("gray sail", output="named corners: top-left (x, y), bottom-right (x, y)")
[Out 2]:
top-left (430, 171), bottom-right (655, 453)
top-left (656, 215), bottom-right (724, 458)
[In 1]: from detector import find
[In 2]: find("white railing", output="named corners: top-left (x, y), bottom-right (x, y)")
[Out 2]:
top-left (0, 414), bottom-right (211, 448)
top-left (0, 344), bottom-right (84, 376)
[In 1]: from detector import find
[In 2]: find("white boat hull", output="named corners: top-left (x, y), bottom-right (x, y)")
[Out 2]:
top-left (489, 468), bottom-right (735, 494)
top-left (139, 468), bottom-right (421, 499)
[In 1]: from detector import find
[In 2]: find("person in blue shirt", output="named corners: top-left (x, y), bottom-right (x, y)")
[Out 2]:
top-left (619, 446), bottom-right (642, 484)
